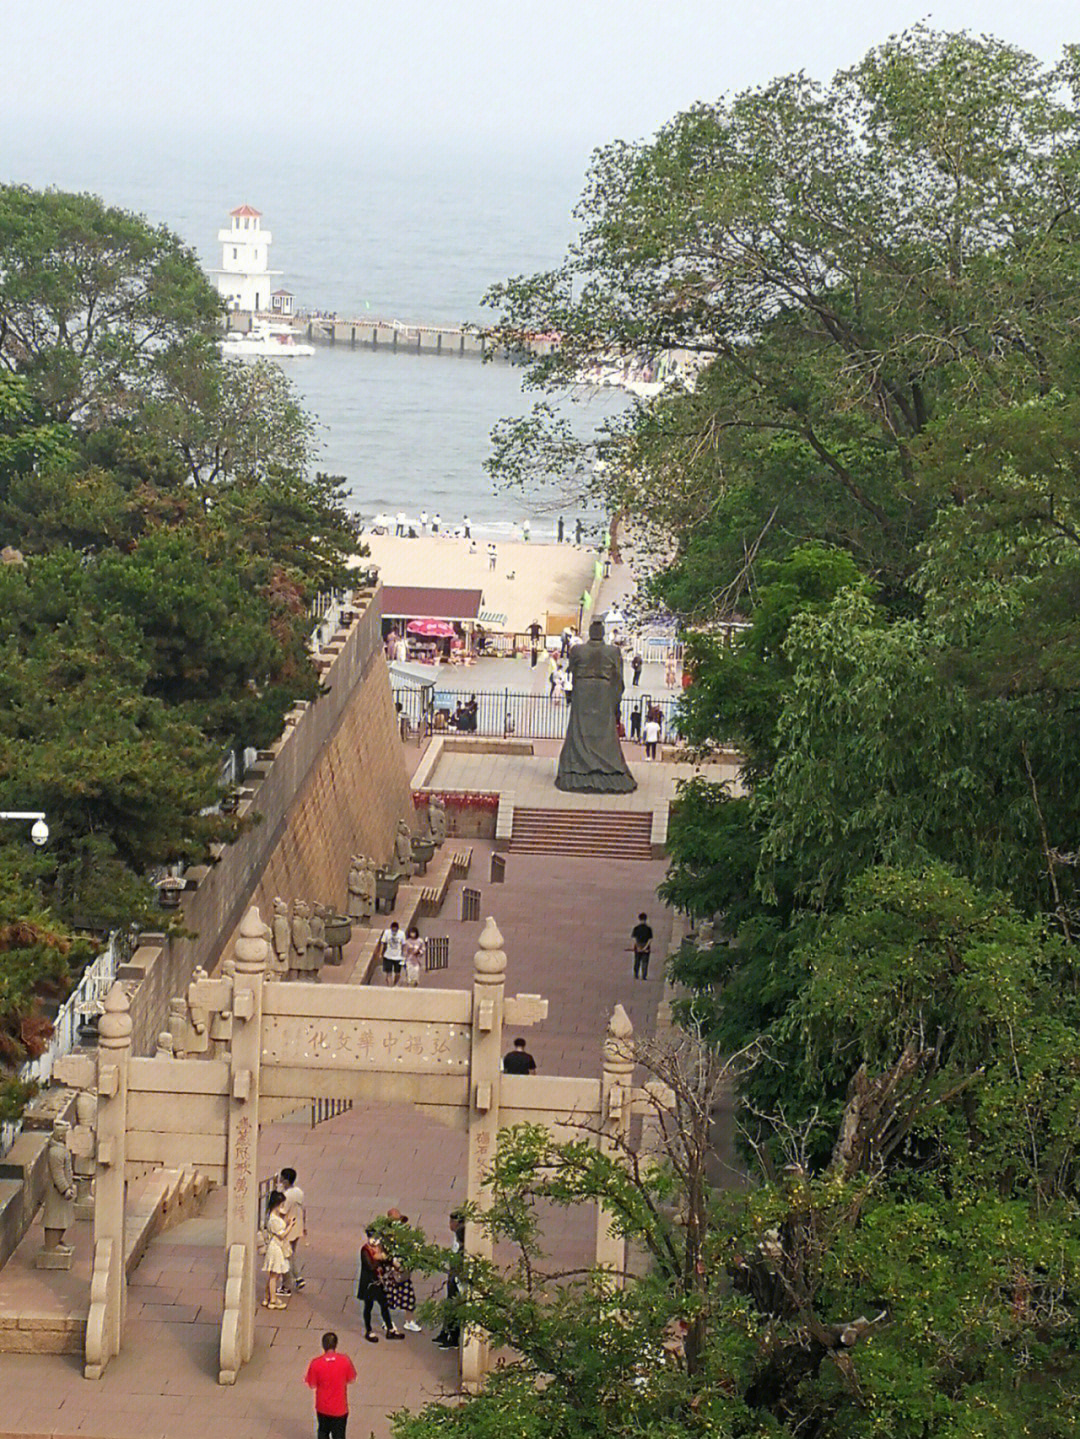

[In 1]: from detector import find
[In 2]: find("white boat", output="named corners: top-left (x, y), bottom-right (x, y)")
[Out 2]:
top-left (220, 321), bottom-right (315, 360)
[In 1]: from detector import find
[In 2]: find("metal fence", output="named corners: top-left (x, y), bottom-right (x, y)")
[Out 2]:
top-left (0, 927), bottom-right (134, 1157)
top-left (392, 687), bottom-right (682, 742)
top-left (425, 937), bottom-right (450, 972)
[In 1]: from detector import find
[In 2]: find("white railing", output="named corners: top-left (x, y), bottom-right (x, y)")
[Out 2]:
top-left (309, 588), bottom-right (347, 655)
top-left (0, 930), bottom-right (128, 1157)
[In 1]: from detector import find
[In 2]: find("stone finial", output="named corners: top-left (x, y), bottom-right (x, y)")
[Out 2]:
top-left (97, 983), bottom-right (132, 1047)
top-left (603, 1004), bottom-right (634, 1066)
top-left (234, 905), bottom-right (269, 973)
top-left (473, 916), bottom-right (506, 976)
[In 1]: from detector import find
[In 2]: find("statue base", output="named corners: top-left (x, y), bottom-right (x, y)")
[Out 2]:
top-left (554, 772), bottom-right (638, 794)
top-left (75, 1200), bottom-right (95, 1222)
top-left (36, 1247), bottom-right (74, 1270)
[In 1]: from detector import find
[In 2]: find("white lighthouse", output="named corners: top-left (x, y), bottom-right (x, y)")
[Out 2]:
top-left (211, 206), bottom-right (283, 315)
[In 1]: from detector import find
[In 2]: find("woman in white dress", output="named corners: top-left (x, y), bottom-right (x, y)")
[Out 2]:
top-left (262, 1189), bottom-right (291, 1309)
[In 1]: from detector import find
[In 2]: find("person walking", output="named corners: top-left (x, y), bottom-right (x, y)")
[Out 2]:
top-left (281, 1166), bottom-right (306, 1293)
top-left (305, 1332), bottom-right (357, 1439)
top-left (643, 714), bottom-right (661, 759)
top-left (463, 515), bottom-right (471, 538)
top-left (631, 913), bottom-right (654, 980)
top-left (356, 1228), bottom-right (404, 1342)
top-left (381, 921), bottom-right (405, 986)
top-left (381, 1208), bottom-right (421, 1332)
top-left (503, 1036), bottom-right (537, 1073)
top-left (433, 1211), bottom-right (465, 1349)
top-left (631, 653), bottom-right (643, 687)
top-left (402, 925), bottom-right (424, 986)
top-left (262, 1190), bottom-right (291, 1309)
top-left (630, 705), bottom-right (642, 742)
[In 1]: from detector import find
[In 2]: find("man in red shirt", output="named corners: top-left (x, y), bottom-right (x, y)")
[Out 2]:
top-left (305, 1331), bottom-right (358, 1439)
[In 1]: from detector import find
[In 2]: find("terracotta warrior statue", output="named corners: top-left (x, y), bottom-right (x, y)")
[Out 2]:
top-left (270, 897), bottom-right (291, 980)
top-left (290, 900), bottom-right (311, 981)
top-left (555, 619), bottom-right (637, 793)
top-left (393, 819), bottom-right (414, 877)
top-left (41, 1120), bottom-right (76, 1253)
top-left (427, 794), bottom-right (447, 844)
top-left (306, 904), bottom-right (327, 975)
top-left (348, 856), bottom-right (375, 923)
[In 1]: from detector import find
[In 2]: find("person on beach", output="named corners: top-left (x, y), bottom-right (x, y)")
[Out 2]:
top-left (356, 1228), bottom-right (403, 1342)
top-left (420, 510), bottom-right (429, 532)
top-left (463, 515), bottom-right (471, 537)
top-left (281, 1166), bottom-right (306, 1293)
top-left (305, 1332), bottom-right (357, 1439)
top-left (432, 513), bottom-right (441, 534)
top-left (262, 1189), bottom-right (291, 1309)
top-left (488, 542), bottom-right (497, 570)
top-left (522, 518), bottom-right (531, 541)
top-left (558, 516), bottom-right (565, 543)
top-left (395, 511), bottom-right (406, 537)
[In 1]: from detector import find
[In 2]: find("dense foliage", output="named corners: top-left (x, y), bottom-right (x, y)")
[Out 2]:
top-left (0, 188), bottom-right (357, 1091)
top-left (420, 25), bottom-right (1080, 1438)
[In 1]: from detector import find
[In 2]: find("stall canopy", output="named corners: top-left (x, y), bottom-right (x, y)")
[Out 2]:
top-left (381, 586), bottom-right (484, 623)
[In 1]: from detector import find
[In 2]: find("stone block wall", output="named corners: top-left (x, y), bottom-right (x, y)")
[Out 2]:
top-left (125, 586), bottom-right (411, 1054)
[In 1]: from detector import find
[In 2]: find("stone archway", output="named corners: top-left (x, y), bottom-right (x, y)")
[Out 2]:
top-left (78, 907), bottom-right (644, 1389)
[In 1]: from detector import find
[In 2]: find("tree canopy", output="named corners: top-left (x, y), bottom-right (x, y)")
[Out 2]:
top-left (466, 25), bottom-right (1080, 1437)
top-left (0, 188), bottom-right (358, 1098)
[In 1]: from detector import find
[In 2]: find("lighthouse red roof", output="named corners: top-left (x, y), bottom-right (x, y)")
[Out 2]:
top-left (230, 205), bottom-right (262, 218)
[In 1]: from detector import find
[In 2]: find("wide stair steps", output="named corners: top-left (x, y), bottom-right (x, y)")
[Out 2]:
top-left (510, 808), bottom-right (653, 860)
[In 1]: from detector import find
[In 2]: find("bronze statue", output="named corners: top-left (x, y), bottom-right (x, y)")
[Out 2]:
top-left (555, 620), bottom-right (637, 793)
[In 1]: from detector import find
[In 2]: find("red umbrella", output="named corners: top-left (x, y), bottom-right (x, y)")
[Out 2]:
top-left (406, 618), bottom-right (457, 637)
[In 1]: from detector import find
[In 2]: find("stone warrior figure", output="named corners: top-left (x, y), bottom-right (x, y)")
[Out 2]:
top-left (307, 904), bottom-right (328, 975)
top-left (270, 897), bottom-right (291, 980)
top-left (41, 1119), bottom-right (76, 1253)
top-left (290, 900), bottom-right (312, 981)
top-left (427, 794), bottom-right (447, 845)
top-left (555, 618), bottom-right (637, 793)
top-left (71, 1089), bottom-right (98, 1219)
top-left (209, 959), bottom-right (236, 1055)
top-left (184, 967), bottom-right (210, 1055)
top-left (393, 819), bottom-right (414, 877)
top-left (348, 856), bottom-right (375, 923)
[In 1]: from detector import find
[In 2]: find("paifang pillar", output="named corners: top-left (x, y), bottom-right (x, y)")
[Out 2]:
top-left (85, 982), bottom-right (132, 1379)
top-left (596, 1005), bottom-right (634, 1282)
top-left (461, 916), bottom-right (507, 1390)
top-left (219, 906), bottom-right (267, 1384)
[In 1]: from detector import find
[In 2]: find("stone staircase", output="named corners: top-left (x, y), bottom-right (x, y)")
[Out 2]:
top-left (510, 808), bottom-right (654, 860)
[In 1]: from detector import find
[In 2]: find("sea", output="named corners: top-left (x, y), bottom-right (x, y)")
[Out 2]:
top-left (2, 121), bottom-right (629, 538)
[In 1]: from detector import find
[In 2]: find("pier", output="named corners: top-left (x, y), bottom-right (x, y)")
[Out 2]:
top-left (299, 313), bottom-right (556, 361)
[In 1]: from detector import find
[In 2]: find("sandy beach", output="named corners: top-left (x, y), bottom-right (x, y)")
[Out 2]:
top-left (351, 534), bottom-right (600, 633)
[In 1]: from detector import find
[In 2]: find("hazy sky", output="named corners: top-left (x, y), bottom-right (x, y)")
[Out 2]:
top-left (3, 0), bottom-right (1078, 153)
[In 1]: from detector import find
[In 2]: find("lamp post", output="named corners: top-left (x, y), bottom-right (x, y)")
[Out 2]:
top-left (0, 811), bottom-right (49, 846)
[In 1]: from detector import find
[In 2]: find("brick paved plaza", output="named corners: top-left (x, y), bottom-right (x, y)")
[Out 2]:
top-left (0, 842), bottom-right (671, 1439)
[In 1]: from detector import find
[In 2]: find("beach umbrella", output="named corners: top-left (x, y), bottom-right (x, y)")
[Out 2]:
top-left (406, 619), bottom-right (457, 637)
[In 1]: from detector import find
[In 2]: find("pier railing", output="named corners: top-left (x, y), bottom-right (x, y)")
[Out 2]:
top-left (392, 686), bottom-right (682, 742)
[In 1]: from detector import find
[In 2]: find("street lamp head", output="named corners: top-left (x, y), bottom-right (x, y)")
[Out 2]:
top-left (30, 819), bottom-right (49, 847)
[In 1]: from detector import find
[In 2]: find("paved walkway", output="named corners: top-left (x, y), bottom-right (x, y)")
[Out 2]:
top-left (424, 740), bottom-right (742, 812)
top-left (0, 843), bottom-right (670, 1439)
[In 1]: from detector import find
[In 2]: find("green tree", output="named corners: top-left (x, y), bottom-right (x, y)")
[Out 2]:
top-left (0, 186), bottom-right (222, 424)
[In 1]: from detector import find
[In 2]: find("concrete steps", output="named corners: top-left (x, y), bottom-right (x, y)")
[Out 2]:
top-left (510, 808), bottom-right (653, 860)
